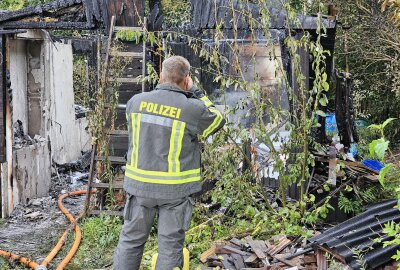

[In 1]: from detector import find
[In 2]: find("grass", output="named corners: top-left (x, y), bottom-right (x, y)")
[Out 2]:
top-left (67, 214), bottom-right (123, 269)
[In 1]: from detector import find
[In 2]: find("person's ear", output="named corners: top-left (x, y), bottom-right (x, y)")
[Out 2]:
top-left (159, 72), bottom-right (163, 83)
top-left (184, 76), bottom-right (190, 90)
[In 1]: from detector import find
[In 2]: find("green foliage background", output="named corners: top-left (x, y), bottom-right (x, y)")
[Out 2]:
top-left (0, 0), bottom-right (49, 10)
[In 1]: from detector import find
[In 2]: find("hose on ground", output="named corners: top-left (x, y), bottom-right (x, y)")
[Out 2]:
top-left (0, 189), bottom-right (96, 270)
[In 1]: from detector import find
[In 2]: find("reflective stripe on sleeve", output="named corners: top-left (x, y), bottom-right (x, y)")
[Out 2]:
top-left (200, 96), bottom-right (213, 107)
top-left (201, 108), bottom-right (223, 138)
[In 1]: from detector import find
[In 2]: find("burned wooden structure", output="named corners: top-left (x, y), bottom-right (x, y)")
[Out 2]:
top-left (0, 0), bottom-right (146, 217)
top-left (166, 0), bottom-right (337, 134)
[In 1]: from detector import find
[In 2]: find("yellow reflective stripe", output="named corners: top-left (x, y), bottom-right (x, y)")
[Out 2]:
top-left (134, 113), bottom-right (141, 167)
top-left (168, 120), bottom-right (178, 172)
top-left (126, 164), bottom-right (200, 176)
top-left (130, 113), bottom-right (142, 167)
top-left (175, 122), bottom-right (186, 172)
top-left (201, 108), bottom-right (223, 138)
top-left (125, 171), bottom-right (200, 184)
top-left (130, 113), bottom-right (136, 166)
top-left (168, 120), bottom-right (186, 172)
top-left (200, 96), bottom-right (213, 107)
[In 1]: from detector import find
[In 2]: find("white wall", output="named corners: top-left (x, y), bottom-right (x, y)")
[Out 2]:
top-left (9, 40), bottom-right (28, 132)
top-left (46, 41), bottom-right (91, 164)
top-left (1, 34), bottom-right (91, 217)
top-left (12, 143), bottom-right (51, 207)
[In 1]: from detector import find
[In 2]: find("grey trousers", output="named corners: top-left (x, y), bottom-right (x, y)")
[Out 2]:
top-left (113, 195), bottom-right (194, 270)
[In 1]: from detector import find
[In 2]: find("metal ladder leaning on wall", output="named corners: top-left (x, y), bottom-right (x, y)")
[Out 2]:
top-left (84, 16), bottom-right (147, 216)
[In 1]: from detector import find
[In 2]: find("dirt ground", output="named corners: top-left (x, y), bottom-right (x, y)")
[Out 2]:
top-left (0, 171), bottom-right (89, 269)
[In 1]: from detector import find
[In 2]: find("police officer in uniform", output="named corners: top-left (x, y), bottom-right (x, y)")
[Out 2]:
top-left (114, 56), bottom-right (225, 270)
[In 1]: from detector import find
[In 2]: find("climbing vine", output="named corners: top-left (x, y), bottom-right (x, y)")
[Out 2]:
top-left (135, 0), bottom-right (336, 266)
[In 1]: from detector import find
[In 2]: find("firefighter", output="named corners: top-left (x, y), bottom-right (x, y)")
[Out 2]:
top-left (114, 56), bottom-right (225, 270)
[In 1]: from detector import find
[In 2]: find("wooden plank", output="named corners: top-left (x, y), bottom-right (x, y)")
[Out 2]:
top-left (222, 245), bottom-right (252, 256)
top-left (200, 245), bottom-right (216, 264)
top-left (91, 182), bottom-right (124, 189)
top-left (248, 240), bottom-right (270, 266)
top-left (221, 254), bottom-right (236, 269)
top-left (108, 77), bottom-right (141, 83)
top-left (84, 145), bottom-right (97, 216)
top-left (110, 51), bottom-right (143, 58)
top-left (114, 26), bottom-right (143, 32)
top-left (102, 15), bottom-right (116, 83)
top-left (95, 155), bottom-right (126, 164)
top-left (230, 238), bottom-right (244, 248)
top-left (316, 250), bottom-right (327, 270)
top-left (0, 34), bottom-right (6, 163)
top-left (274, 254), bottom-right (304, 269)
top-left (231, 253), bottom-right (246, 269)
top-left (267, 238), bottom-right (292, 256)
top-left (107, 129), bottom-right (128, 135)
top-left (244, 254), bottom-right (258, 264)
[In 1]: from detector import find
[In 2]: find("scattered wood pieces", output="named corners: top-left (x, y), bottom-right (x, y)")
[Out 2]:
top-left (201, 236), bottom-right (319, 270)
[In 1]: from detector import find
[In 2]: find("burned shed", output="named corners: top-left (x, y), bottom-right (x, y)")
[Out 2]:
top-left (167, 0), bottom-right (337, 130)
top-left (0, 0), bottom-right (147, 218)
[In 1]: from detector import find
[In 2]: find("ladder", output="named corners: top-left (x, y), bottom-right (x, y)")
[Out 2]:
top-left (84, 16), bottom-right (147, 216)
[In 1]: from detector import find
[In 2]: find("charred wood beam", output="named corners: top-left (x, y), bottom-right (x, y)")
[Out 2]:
top-left (82, 0), bottom-right (94, 27)
top-left (148, 0), bottom-right (163, 31)
top-left (0, 21), bottom-right (92, 30)
top-left (335, 71), bottom-right (358, 148)
top-left (0, 34), bottom-right (6, 163)
top-left (0, 30), bottom-right (26, 34)
top-left (0, 0), bottom-right (83, 23)
top-left (190, 0), bottom-right (336, 30)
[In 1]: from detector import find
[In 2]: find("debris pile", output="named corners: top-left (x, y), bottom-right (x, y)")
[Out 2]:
top-left (13, 120), bottom-right (46, 149)
top-left (199, 199), bottom-right (400, 270)
top-left (74, 104), bottom-right (90, 119)
top-left (200, 236), bottom-right (315, 269)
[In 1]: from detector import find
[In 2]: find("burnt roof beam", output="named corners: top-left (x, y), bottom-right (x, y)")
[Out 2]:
top-left (0, 0), bottom-right (83, 23)
top-left (0, 21), bottom-right (92, 30)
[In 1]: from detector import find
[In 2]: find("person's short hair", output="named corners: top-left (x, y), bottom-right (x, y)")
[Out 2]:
top-left (162, 56), bottom-right (190, 84)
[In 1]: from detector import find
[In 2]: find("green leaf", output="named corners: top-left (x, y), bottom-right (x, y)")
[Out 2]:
top-left (374, 138), bottom-right (389, 161)
top-left (392, 250), bottom-right (400, 261)
top-left (316, 110), bottom-right (326, 117)
top-left (369, 139), bottom-right (379, 158)
top-left (322, 81), bottom-right (329, 91)
top-left (382, 118), bottom-right (397, 129)
top-left (368, 124), bottom-right (382, 131)
top-left (378, 163), bottom-right (393, 187)
top-left (319, 95), bottom-right (328, 106)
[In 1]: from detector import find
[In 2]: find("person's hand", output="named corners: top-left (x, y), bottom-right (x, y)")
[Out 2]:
top-left (185, 75), bottom-right (193, 91)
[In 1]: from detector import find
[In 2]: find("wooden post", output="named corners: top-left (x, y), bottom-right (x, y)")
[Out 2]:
top-left (83, 145), bottom-right (97, 217)
top-left (0, 34), bottom-right (6, 163)
top-left (316, 250), bottom-right (328, 270)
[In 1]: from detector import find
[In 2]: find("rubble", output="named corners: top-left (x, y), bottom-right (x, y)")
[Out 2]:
top-left (199, 235), bottom-right (314, 269)
top-left (199, 199), bottom-right (400, 269)
top-left (75, 104), bottom-right (90, 119)
top-left (13, 120), bottom-right (46, 149)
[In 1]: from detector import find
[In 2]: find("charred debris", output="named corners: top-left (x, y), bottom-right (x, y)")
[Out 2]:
top-left (0, 0), bottom-right (398, 269)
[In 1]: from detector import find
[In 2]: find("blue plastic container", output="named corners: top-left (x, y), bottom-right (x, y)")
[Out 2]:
top-left (362, 160), bottom-right (385, 171)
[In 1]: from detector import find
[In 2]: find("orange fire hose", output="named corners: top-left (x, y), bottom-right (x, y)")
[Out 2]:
top-left (0, 250), bottom-right (39, 269)
top-left (0, 189), bottom-right (96, 270)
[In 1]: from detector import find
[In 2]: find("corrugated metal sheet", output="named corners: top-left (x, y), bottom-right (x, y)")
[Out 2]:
top-left (310, 199), bottom-right (400, 270)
